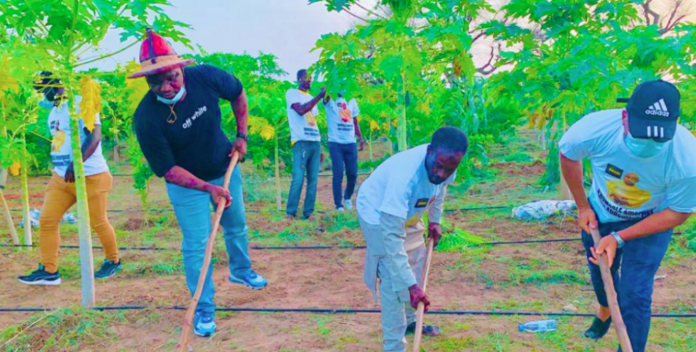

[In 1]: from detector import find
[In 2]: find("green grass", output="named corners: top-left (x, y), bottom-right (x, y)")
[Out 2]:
top-left (0, 307), bottom-right (125, 352)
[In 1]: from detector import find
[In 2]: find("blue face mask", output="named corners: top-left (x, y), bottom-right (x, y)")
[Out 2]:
top-left (156, 86), bottom-right (186, 105)
top-left (38, 97), bottom-right (54, 110)
top-left (624, 133), bottom-right (667, 158)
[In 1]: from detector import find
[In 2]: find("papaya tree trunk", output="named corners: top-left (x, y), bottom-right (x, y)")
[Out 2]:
top-left (114, 132), bottom-right (120, 163)
top-left (20, 132), bottom-right (31, 246)
top-left (0, 104), bottom-right (18, 244)
top-left (396, 73), bottom-right (407, 152)
top-left (368, 129), bottom-right (374, 163)
top-left (67, 84), bottom-right (95, 307)
top-left (274, 135), bottom-right (281, 210)
top-left (0, 188), bottom-right (19, 245)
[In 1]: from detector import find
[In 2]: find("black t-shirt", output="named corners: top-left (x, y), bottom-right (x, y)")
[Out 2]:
top-left (134, 65), bottom-right (243, 181)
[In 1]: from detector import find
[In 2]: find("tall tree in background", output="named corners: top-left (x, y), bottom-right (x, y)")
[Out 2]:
top-left (0, 0), bottom-right (188, 307)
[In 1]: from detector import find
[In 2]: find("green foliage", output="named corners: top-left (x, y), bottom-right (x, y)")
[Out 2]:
top-left (437, 227), bottom-right (488, 252)
top-left (484, 0), bottom-right (696, 184)
top-left (0, 307), bottom-right (123, 351)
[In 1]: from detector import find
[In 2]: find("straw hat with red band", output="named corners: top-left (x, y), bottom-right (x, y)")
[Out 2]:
top-left (128, 28), bottom-right (195, 79)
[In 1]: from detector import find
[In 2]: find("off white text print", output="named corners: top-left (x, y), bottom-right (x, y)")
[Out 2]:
top-left (183, 106), bottom-right (208, 129)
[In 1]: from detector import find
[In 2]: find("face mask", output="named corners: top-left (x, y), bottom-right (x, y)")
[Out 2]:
top-left (38, 97), bottom-right (54, 110)
top-left (156, 86), bottom-right (186, 105)
top-left (624, 133), bottom-right (666, 158)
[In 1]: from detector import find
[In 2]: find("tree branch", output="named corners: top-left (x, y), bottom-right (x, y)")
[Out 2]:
top-left (642, 0), bottom-right (660, 26)
top-left (476, 44), bottom-right (500, 75)
top-left (354, 1), bottom-right (387, 20)
top-left (344, 9), bottom-right (369, 23)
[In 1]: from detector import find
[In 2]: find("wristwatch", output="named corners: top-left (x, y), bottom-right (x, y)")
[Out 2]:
top-left (610, 231), bottom-right (625, 248)
top-left (236, 132), bottom-right (248, 141)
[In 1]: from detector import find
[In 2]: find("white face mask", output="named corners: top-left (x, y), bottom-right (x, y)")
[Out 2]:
top-left (624, 133), bottom-right (667, 158)
top-left (156, 86), bottom-right (186, 105)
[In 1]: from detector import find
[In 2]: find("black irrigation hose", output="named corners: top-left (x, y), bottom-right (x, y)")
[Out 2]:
top-left (1, 233), bottom-right (686, 251)
top-left (8, 205), bottom-right (513, 214)
top-left (26, 172), bottom-right (373, 178)
top-left (0, 243), bottom-right (168, 251)
top-left (1, 306), bottom-right (694, 318)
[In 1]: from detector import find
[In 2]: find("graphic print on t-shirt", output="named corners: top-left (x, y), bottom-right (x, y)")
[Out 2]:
top-left (51, 121), bottom-right (66, 153)
top-left (49, 119), bottom-right (71, 168)
top-left (338, 102), bottom-right (352, 123)
top-left (606, 173), bottom-right (651, 209)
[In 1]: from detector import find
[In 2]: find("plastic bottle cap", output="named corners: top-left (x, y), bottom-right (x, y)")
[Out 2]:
top-left (518, 324), bottom-right (524, 332)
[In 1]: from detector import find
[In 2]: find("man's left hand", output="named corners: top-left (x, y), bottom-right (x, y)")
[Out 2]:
top-left (428, 223), bottom-right (442, 247)
top-left (590, 235), bottom-right (619, 267)
top-left (231, 137), bottom-right (247, 159)
top-left (64, 163), bottom-right (75, 183)
top-left (358, 138), bottom-right (365, 151)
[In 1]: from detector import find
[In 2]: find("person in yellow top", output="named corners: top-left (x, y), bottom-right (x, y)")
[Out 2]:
top-left (285, 69), bottom-right (326, 220)
top-left (607, 173), bottom-right (651, 208)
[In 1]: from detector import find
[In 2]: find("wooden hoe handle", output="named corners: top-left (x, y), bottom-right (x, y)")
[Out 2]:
top-left (412, 239), bottom-right (435, 352)
top-left (589, 228), bottom-right (633, 352)
top-left (176, 152), bottom-right (240, 352)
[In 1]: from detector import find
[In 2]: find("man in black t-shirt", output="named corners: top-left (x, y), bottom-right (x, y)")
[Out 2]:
top-left (129, 29), bottom-right (267, 338)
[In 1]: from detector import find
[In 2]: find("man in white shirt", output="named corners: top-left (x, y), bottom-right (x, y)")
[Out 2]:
top-left (560, 80), bottom-right (696, 352)
top-left (286, 69), bottom-right (326, 220)
top-left (19, 72), bottom-right (121, 286)
top-left (357, 127), bottom-right (468, 352)
top-left (323, 90), bottom-right (365, 211)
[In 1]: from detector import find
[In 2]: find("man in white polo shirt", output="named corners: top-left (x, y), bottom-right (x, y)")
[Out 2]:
top-left (19, 72), bottom-right (121, 286)
top-left (357, 127), bottom-right (468, 352)
top-left (323, 90), bottom-right (365, 211)
top-left (560, 80), bottom-right (696, 352)
top-left (286, 69), bottom-right (326, 220)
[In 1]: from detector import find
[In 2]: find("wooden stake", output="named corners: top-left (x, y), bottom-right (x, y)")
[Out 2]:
top-left (590, 228), bottom-right (633, 352)
top-left (412, 239), bottom-right (435, 352)
top-left (0, 188), bottom-right (19, 245)
top-left (176, 152), bottom-right (240, 352)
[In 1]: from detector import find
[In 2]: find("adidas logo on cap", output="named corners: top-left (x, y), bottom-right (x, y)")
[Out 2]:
top-left (645, 99), bottom-right (669, 117)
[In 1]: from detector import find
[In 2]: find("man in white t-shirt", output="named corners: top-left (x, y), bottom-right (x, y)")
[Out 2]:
top-left (323, 90), bottom-right (365, 211)
top-left (19, 72), bottom-right (121, 286)
top-left (559, 80), bottom-right (696, 352)
top-left (357, 127), bottom-right (468, 352)
top-left (286, 69), bottom-right (326, 219)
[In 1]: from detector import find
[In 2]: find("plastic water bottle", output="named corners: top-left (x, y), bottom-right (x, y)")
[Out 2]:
top-left (518, 320), bottom-right (558, 333)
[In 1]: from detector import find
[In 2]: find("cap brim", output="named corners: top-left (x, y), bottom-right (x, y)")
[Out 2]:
top-left (127, 59), bottom-right (195, 79)
top-left (628, 116), bottom-right (677, 140)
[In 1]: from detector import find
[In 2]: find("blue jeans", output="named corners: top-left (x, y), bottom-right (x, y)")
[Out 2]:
top-left (166, 166), bottom-right (252, 314)
top-left (328, 142), bottom-right (358, 209)
top-left (581, 216), bottom-right (672, 352)
top-left (286, 141), bottom-right (321, 218)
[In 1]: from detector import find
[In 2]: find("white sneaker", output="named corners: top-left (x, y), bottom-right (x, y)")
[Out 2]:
top-left (345, 199), bottom-right (353, 210)
top-left (337, 207), bottom-right (345, 212)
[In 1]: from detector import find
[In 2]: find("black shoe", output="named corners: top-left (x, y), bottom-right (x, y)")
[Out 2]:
top-left (18, 265), bottom-right (62, 286)
top-left (406, 322), bottom-right (441, 336)
top-left (585, 316), bottom-right (612, 340)
top-left (95, 259), bottom-right (122, 279)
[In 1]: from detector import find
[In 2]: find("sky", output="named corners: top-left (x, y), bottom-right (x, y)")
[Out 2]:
top-left (87, 0), bottom-right (361, 79)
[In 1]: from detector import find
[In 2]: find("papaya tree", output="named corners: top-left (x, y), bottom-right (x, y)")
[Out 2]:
top-left (482, 0), bottom-right (696, 186)
top-left (0, 0), bottom-right (188, 307)
top-left (0, 37), bottom-right (47, 246)
top-left (311, 0), bottom-right (499, 152)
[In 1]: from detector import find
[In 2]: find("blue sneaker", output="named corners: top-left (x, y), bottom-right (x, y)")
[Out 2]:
top-left (229, 270), bottom-right (268, 290)
top-left (193, 311), bottom-right (216, 337)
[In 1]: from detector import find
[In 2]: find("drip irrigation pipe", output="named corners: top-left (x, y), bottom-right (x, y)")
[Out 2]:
top-left (1, 233), bottom-right (684, 252)
top-left (26, 172), bottom-right (373, 178)
top-left (7, 205), bottom-right (513, 214)
top-left (0, 306), bottom-right (694, 318)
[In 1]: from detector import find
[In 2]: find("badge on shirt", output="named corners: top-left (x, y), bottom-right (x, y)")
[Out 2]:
top-left (415, 198), bottom-right (429, 208)
top-left (605, 164), bottom-right (624, 179)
